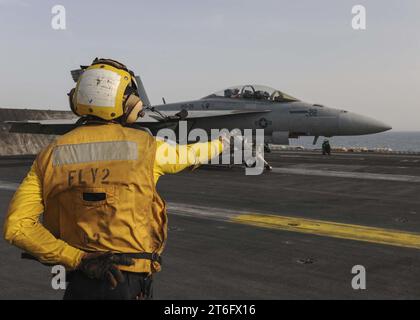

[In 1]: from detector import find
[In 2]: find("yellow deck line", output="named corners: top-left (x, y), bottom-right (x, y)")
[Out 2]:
top-left (232, 214), bottom-right (420, 249)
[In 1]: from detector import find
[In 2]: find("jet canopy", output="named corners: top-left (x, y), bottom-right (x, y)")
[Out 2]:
top-left (203, 85), bottom-right (299, 102)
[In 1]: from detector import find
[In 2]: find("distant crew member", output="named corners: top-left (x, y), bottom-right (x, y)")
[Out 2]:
top-left (3, 58), bottom-right (226, 300)
top-left (322, 139), bottom-right (331, 155)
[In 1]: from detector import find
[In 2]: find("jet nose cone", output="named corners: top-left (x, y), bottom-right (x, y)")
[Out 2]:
top-left (339, 112), bottom-right (392, 135)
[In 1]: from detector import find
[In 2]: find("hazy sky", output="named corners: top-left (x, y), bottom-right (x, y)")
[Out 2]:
top-left (0, 0), bottom-right (418, 130)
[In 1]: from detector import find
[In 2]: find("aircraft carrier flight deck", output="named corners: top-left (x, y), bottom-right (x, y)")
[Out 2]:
top-left (0, 150), bottom-right (419, 299)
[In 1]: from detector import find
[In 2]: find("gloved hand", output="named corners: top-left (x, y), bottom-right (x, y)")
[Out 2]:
top-left (78, 252), bottom-right (134, 289)
top-left (219, 129), bottom-right (241, 151)
top-left (218, 132), bottom-right (231, 151)
top-left (219, 129), bottom-right (245, 152)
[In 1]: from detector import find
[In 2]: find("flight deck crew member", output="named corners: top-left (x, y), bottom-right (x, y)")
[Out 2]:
top-left (3, 58), bottom-right (225, 300)
top-left (322, 139), bottom-right (331, 155)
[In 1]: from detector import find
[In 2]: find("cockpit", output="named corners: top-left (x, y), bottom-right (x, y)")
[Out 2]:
top-left (202, 85), bottom-right (299, 103)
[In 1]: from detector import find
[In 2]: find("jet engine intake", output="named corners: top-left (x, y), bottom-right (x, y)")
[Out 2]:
top-left (271, 131), bottom-right (290, 145)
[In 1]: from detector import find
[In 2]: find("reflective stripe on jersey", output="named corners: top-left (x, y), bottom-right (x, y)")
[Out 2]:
top-left (52, 141), bottom-right (138, 166)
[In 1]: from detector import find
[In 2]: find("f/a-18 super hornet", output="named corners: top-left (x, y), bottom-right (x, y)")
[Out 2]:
top-left (8, 72), bottom-right (392, 151)
top-left (156, 84), bottom-right (391, 147)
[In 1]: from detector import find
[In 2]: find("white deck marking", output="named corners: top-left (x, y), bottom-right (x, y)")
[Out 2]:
top-left (0, 180), bottom-right (20, 191)
top-left (271, 167), bottom-right (420, 183)
top-left (1, 180), bottom-right (419, 249)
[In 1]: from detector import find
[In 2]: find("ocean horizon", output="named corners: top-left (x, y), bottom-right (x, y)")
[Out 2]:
top-left (289, 131), bottom-right (420, 152)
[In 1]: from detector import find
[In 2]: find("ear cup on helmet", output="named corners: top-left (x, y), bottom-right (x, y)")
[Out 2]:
top-left (125, 94), bottom-right (141, 111)
top-left (67, 88), bottom-right (78, 116)
top-left (123, 94), bottom-right (141, 122)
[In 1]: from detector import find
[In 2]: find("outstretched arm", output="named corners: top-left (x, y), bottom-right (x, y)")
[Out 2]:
top-left (153, 138), bottom-right (223, 183)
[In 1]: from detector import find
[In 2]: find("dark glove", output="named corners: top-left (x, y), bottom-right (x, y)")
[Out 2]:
top-left (78, 252), bottom-right (134, 289)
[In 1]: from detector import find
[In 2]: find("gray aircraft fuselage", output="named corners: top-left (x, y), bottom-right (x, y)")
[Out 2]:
top-left (154, 85), bottom-right (392, 144)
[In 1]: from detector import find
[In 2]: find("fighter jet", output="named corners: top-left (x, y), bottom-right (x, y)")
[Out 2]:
top-left (155, 84), bottom-right (392, 147)
top-left (8, 74), bottom-right (392, 150)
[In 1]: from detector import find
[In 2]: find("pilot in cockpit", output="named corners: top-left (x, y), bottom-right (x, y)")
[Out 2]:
top-left (224, 89), bottom-right (233, 98)
top-left (272, 92), bottom-right (285, 102)
top-left (242, 90), bottom-right (254, 99)
top-left (255, 91), bottom-right (270, 100)
top-left (224, 88), bottom-right (241, 99)
top-left (231, 88), bottom-right (240, 98)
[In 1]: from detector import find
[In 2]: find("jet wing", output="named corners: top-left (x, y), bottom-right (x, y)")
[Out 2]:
top-left (147, 109), bottom-right (271, 121)
top-left (7, 119), bottom-right (78, 135)
top-left (6, 115), bottom-right (159, 135)
top-left (7, 109), bottom-right (271, 135)
top-left (156, 109), bottom-right (270, 118)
